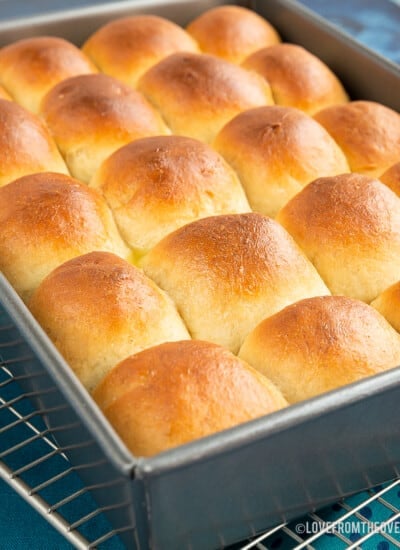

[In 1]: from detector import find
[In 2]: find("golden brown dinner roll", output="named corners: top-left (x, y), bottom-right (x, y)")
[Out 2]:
top-left (82, 15), bottom-right (198, 87)
top-left (239, 296), bottom-right (400, 404)
top-left (40, 73), bottom-right (169, 183)
top-left (29, 252), bottom-right (190, 392)
top-left (276, 173), bottom-right (400, 303)
top-left (186, 5), bottom-right (280, 64)
top-left (0, 173), bottom-right (129, 301)
top-left (380, 161), bottom-right (400, 196)
top-left (371, 281), bottom-right (400, 334)
top-left (141, 213), bottom-right (329, 353)
top-left (314, 101), bottom-right (400, 177)
top-left (242, 43), bottom-right (348, 114)
top-left (0, 99), bottom-right (68, 187)
top-left (138, 52), bottom-right (273, 143)
top-left (93, 340), bottom-right (287, 456)
top-left (214, 105), bottom-right (349, 217)
top-left (0, 37), bottom-right (97, 114)
top-left (91, 135), bottom-right (250, 254)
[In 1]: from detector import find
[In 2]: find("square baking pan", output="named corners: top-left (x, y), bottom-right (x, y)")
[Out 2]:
top-left (0, 1), bottom-right (400, 549)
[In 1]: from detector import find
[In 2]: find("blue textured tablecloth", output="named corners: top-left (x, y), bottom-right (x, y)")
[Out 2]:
top-left (0, 1), bottom-right (399, 549)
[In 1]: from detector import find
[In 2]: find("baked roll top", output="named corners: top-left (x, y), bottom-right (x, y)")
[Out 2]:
top-left (141, 212), bottom-right (329, 353)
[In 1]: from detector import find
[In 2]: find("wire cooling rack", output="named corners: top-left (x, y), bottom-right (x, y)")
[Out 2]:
top-left (2, 352), bottom-right (400, 549)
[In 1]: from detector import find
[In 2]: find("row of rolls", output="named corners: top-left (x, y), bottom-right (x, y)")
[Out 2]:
top-left (0, 5), bottom-right (400, 457)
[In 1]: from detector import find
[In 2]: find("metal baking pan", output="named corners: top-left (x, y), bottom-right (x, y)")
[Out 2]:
top-left (1, 1), bottom-right (400, 548)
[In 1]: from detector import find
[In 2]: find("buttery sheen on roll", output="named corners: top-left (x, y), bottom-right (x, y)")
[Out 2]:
top-left (380, 161), bottom-right (400, 196)
top-left (141, 213), bottom-right (329, 353)
top-left (0, 37), bottom-right (97, 113)
top-left (40, 73), bottom-right (169, 183)
top-left (276, 173), bottom-right (400, 303)
top-left (90, 135), bottom-right (250, 254)
top-left (214, 105), bottom-right (349, 217)
top-left (0, 99), bottom-right (68, 187)
top-left (242, 43), bottom-right (348, 114)
top-left (138, 52), bottom-right (273, 143)
top-left (82, 15), bottom-right (199, 87)
top-left (93, 340), bottom-right (287, 457)
top-left (29, 252), bottom-right (190, 392)
top-left (371, 282), bottom-right (400, 334)
top-left (0, 172), bottom-right (129, 301)
top-left (186, 5), bottom-right (280, 64)
top-left (314, 100), bottom-right (400, 177)
top-left (239, 296), bottom-right (400, 403)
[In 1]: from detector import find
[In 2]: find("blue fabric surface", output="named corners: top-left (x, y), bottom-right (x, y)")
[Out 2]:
top-left (0, 358), bottom-right (123, 550)
top-left (301, 0), bottom-right (400, 64)
top-left (0, 1), bottom-right (399, 549)
top-left (0, 482), bottom-right (72, 550)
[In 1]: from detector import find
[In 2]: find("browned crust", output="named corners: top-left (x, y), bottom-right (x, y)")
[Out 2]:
top-left (187, 5), bottom-right (280, 63)
top-left (82, 15), bottom-right (198, 85)
top-left (0, 36), bottom-right (96, 112)
top-left (239, 296), bottom-right (400, 403)
top-left (0, 98), bottom-right (68, 186)
top-left (243, 43), bottom-right (348, 114)
top-left (314, 100), bottom-right (400, 177)
top-left (41, 73), bottom-right (167, 147)
top-left (93, 340), bottom-right (287, 456)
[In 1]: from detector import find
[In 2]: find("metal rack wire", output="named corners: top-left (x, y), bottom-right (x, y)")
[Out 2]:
top-left (0, 337), bottom-right (132, 550)
top-left (2, 355), bottom-right (400, 549)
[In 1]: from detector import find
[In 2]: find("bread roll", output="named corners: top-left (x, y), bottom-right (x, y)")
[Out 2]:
top-left (93, 340), bottom-right (287, 456)
top-left (242, 43), bottom-right (348, 114)
top-left (40, 73), bottom-right (169, 183)
top-left (29, 252), bottom-right (190, 392)
top-left (371, 282), bottom-right (400, 334)
top-left (276, 173), bottom-right (400, 303)
top-left (141, 213), bottom-right (329, 353)
top-left (186, 5), bottom-right (280, 64)
top-left (82, 15), bottom-right (198, 87)
top-left (90, 135), bottom-right (250, 254)
top-left (239, 296), bottom-right (400, 404)
top-left (213, 105), bottom-right (349, 217)
top-left (380, 161), bottom-right (400, 197)
top-left (0, 99), bottom-right (68, 187)
top-left (0, 37), bottom-right (97, 113)
top-left (314, 101), bottom-right (400, 177)
top-left (0, 172), bottom-right (129, 301)
top-left (138, 52), bottom-right (273, 143)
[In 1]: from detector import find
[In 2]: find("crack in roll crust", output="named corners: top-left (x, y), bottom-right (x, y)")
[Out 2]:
top-left (0, 172), bottom-right (129, 301)
top-left (239, 296), bottom-right (400, 403)
top-left (90, 135), bottom-right (251, 253)
top-left (29, 252), bottom-right (190, 392)
top-left (93, 340), bottom-right (287, 457)
top-left (82, 15), bottom-right (199, 87)
top-left (138, 52), bottom-right (273, 143)
top-left (186, 5), bottom-right (280, 64)
top-left (276, 172), bottom-right (400, 303)
top-left (141, 212), bottom-right (329, 353)
top-left (214, 105), bottom-right (349, 217)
